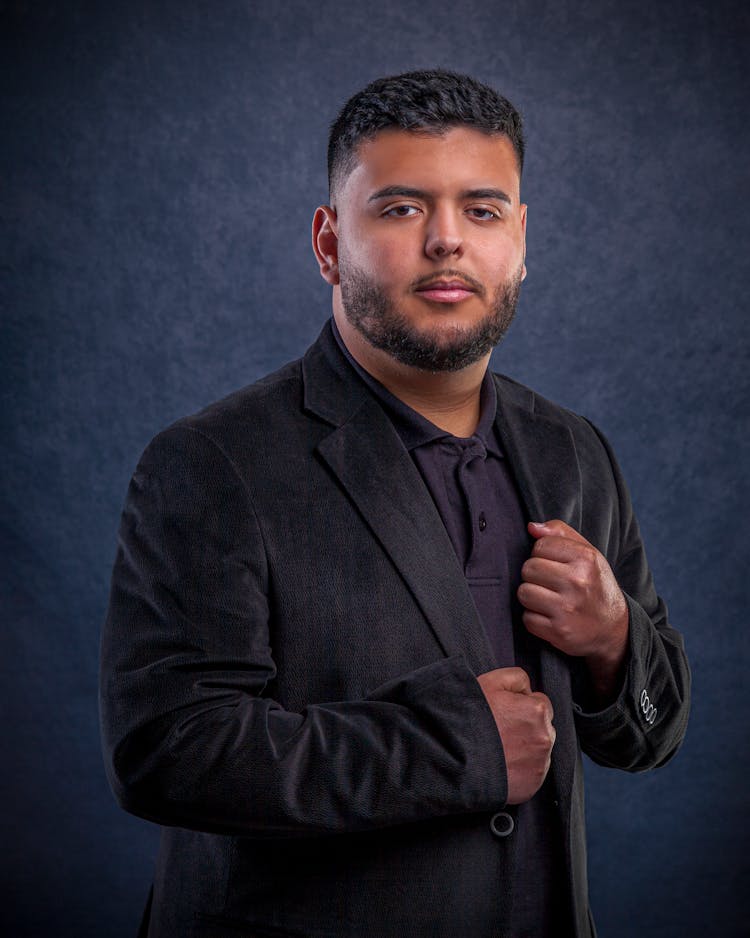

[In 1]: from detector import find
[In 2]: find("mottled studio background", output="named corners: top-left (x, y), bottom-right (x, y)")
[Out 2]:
top-left (2, 1), bottom-right (748, 935)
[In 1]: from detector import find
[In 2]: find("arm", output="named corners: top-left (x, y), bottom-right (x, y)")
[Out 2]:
top-left (100, 425), bottom-right (506, 836)
top-left (573, 424), bottom-right (691, 770)
top-left (517, 423), bottom-right (690, 772)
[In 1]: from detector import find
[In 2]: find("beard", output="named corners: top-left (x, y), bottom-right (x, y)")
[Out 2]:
top-left (338, 261), bottom-right (523, 373)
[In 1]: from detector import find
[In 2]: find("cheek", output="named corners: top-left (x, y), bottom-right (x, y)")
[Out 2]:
top-left (346, 233), bottom-right (414, 286)
top-left (375, 249), bottom-right (413, 286)
top-left (480, 239), bottom-right (525, 282)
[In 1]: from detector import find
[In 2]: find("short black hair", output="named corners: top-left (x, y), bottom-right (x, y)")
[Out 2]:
top-left (327, 69), bottom-right (524, 200)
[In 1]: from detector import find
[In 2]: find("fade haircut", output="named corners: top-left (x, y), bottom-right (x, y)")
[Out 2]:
top-left (327, 69), bottom-right (524, 201)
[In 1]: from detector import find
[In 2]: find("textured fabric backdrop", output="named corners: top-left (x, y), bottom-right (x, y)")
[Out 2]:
top-left (3, 1), bottom-right (748, 935)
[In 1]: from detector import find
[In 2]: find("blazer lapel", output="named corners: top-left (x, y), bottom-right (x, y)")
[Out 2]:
top-left (317, 401), bottom-right (496, 675)
top-left (493, 375), bottom-right (583, 806)
top-left (492, 377), bottom-right (582, 531)
top-left (302, 325), bottom-right (496, 675)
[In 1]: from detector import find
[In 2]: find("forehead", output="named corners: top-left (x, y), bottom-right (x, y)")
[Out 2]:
top-left (339, 127), bottom-right (521, 203)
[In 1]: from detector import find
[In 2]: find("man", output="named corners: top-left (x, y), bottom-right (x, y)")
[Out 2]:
top-left (100, 70), bottom-right (690, 937)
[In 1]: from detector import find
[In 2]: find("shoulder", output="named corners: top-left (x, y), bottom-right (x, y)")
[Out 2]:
top-left (136, 355), bottom-right (318, 482)
top-left (179, 356), bottom-right (305, 436)
top-left (490, 370), bottom-right (610, 453)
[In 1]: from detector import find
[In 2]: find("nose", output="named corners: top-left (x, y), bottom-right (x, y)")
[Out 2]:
top-left (424, 207), bottom-right (463, 260)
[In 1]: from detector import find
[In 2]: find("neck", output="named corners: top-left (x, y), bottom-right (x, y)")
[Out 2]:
top-left (333, 310), bottom-right (490, 438)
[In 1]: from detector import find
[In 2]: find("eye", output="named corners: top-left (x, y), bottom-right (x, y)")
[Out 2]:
top-left (467, 206), bottom-right (502, 221)
top-left (383, 204), bottom-right (421, 218)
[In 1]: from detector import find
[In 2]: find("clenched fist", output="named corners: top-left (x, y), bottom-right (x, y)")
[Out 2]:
top-left (476, 667), bottom-right (555, 805)
top-left (518, 519), bottom-right (629, 700)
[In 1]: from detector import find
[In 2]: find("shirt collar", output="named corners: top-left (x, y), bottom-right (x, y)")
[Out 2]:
top-left (330, 317), bottom-right (502, 456)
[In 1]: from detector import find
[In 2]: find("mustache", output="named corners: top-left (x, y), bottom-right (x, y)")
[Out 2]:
top-left (409, 269), bottom-right (486, 298)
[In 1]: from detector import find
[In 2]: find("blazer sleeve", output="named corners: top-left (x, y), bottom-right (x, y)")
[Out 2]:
top-left (100, 425), bottom-right (506, 837)
top-left (572, 421), bottom-right (691, 771)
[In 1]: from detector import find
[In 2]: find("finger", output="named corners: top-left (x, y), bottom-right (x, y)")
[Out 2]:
top-left (491, 666), bottom-right (532, 694)
top-left (517, 582), bottom-right (559, 617)
top-left (522, 609), bottom-right (554, 639)
top-left (528, 520), bottom-right (591, 547)
top-left (530, 690), bottom-right (555, 724)
top-left (521, 556), bottom-right (569, 591)
top-left (531, 535), bottom-right (593, 564)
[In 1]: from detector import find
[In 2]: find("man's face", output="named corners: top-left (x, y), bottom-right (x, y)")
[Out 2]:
top-left (318, 127), bottom-right (527, 373)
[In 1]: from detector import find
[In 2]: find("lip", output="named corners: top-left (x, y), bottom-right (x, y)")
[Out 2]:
top-left (414, 280), bottom-right (476, 304)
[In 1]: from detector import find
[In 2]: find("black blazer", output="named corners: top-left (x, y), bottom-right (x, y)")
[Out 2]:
top-left (100, 321), bottom-right (690, 938)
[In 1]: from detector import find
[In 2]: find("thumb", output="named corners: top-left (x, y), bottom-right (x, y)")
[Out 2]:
top-left (528, 519), bottom-right (589, 546)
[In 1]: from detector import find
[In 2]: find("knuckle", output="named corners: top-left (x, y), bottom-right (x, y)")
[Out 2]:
top-left (531, 694), bottom-right (553, 722)
top-left (561, 597), bottom-right (578, 616)
top-left (570, 569), bottom-right (589, 591)
top-left (534, 762), bottom-right (549, 784)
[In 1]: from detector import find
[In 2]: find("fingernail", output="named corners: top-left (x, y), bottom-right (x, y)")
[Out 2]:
top-left (529, 521), bottom-right (545, 528)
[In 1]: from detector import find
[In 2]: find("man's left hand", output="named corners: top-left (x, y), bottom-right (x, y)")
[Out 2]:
top-left (518, 520), bottom-right (629, 698)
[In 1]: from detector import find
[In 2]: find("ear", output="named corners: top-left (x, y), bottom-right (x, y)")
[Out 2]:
top-left (520, 203), bottom-right (528, 281)
top-left (312, 205), bottom-right (340, 285)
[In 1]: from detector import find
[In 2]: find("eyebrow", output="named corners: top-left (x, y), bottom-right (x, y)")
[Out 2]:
top-left (367, 185), bottom-right (513, 205)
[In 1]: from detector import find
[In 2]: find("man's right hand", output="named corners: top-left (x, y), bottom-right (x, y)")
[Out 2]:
top-left (476, 667), bottom-right (555, 805)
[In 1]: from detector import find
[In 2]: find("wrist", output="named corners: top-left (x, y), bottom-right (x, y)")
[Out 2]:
top-left (584, 604), bottom-right (629, 703)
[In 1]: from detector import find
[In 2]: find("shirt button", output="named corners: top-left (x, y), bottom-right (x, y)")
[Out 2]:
top-left (478, 513), bottom-right (487, 532)
top-left (489, 811), bottom-right (514, 838)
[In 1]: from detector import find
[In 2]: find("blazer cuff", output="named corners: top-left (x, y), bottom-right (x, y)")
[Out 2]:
top-left (370, 654), bottom-right (509, 810)
top-left (572, 593), bottom-right (665, 738)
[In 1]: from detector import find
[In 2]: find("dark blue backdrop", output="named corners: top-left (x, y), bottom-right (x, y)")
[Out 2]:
top-left (3, 1), bottom-right (748, 935)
